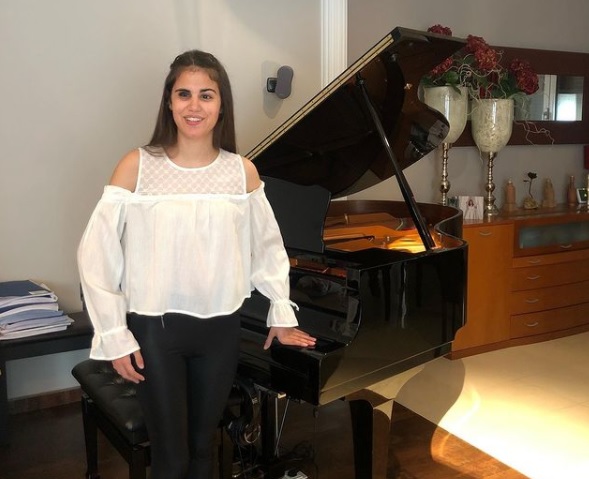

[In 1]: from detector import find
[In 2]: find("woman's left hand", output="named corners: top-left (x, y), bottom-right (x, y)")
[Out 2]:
top-left (264, 326), bottom-right (316, 350)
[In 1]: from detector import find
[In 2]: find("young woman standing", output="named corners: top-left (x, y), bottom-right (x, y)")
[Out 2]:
top-left (78, 50), bottom-right (315, 479)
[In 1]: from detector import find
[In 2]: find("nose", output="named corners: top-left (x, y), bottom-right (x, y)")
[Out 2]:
top-left (188, 96), bottom-right (202, 111)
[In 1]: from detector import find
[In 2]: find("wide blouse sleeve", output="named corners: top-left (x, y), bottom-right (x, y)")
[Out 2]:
top-left (249, 183), bottom-right (299, 328)
top-left (77, 185), bottom-right (140, 360)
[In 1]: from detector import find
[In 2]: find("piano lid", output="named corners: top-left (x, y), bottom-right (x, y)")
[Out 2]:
top-left (247, 27), bottom-right (466, 198)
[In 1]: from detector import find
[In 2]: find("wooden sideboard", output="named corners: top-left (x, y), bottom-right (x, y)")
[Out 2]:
top-left (451, 204), bottom-right (589, 358)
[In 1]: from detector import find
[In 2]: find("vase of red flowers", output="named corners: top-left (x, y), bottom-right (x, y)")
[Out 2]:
top-left (422, 25), bottom-right (540, 217)
top-left (421, 25), bottom-right (471, 205)
top-left (422, 27), bottom-right (540, 103)
top-left (464, 35), bottom-right (538, 216)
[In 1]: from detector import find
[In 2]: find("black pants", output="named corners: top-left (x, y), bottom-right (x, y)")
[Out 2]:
top-left (128, 312), bottom-right (241, 479)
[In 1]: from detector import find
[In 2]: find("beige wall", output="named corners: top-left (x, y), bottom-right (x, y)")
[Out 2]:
top-left (2, 0), bottom-right (588, 398)
top-left (348, 0), bottom-right (589, 205)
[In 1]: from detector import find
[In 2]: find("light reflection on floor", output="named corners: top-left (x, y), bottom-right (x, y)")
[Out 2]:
top-left (395, 331), bottom-right (589, 479)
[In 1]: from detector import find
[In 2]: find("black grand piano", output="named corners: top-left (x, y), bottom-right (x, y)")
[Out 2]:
top-left (237, 27), bottom-right (468, 478)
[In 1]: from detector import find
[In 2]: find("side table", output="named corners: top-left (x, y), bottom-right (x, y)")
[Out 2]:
top-left (0, 310), bottom-right (93, 445)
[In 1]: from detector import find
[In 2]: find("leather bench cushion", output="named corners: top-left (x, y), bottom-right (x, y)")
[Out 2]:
top-left (72, 359), bottom-right (148, 444)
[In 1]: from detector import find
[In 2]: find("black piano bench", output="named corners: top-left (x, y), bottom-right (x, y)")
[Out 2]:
top-left (71, 359), bottom-right (235, 479)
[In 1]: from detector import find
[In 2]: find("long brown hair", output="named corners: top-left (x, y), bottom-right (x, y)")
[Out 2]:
top-left (146, 50), bottom-right (237, 153)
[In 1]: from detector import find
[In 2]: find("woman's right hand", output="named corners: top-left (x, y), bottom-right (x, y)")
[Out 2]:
top-left (112, 350), bottom-right (145, 384)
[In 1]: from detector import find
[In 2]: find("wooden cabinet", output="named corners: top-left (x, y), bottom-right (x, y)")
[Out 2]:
top-left (451, 206), bottom-right (589, 358)
top-left (452, 223), bottom-right (512, 351)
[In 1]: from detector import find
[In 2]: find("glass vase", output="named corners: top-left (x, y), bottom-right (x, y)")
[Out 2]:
top-left (471, 98), bottom-right (514, 217)
top-left (423, 86), bottom-right (468, 205)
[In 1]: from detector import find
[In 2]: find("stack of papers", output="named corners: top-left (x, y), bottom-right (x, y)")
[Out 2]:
top-left (0, 280), bottom-right (73, 340)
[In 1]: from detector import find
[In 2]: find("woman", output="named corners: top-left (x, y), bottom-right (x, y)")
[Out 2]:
top-left (78, 50), bottom-right (316, 479)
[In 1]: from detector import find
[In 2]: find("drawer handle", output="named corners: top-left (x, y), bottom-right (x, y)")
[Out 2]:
top-left (560, 244), bottom-right (573, 249)
top-left (478, 231), bottom-right (493, 237)
top-left (525, 322), bottom-right (540, 328)
top-left (526, 259), bottom-right (542, 264)
top-left (525, 298), bottom-right (540, 304)
top-left (526, 275), bottom-right (541, 280)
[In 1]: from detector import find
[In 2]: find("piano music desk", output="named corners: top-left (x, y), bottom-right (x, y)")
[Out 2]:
top-left (453, 205), bottom-right (589, 358)
top-left (0, 311), bottom-right (92, 445)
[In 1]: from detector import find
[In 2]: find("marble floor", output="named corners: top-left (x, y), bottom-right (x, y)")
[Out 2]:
top-left (395, 331), bottom-right (589, 479)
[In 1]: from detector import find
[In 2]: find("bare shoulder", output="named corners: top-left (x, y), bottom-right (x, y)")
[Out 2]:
top-left (241, 156), bottom-right (261, 192)
top-left (109, 149), bottom-right (140, 191)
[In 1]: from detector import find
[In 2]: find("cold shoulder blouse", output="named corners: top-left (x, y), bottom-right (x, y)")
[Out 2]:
top-left (77, 148), bottom-right (297, 360)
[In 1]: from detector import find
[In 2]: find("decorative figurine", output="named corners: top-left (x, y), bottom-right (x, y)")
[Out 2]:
top-left (541, 178), bottom-right (557, 208)
top-left (567, 175), bottom-right (577, 207)
top-left (522, 172), bottom-right (539, 209)
top-left (503, 179), bottom-right (517, 212)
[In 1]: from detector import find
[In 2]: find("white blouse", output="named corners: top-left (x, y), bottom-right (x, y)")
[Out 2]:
top-left (78, 150), bottom-right (298, 360)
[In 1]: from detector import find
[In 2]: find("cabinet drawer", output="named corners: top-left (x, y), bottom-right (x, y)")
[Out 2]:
top-left (510, 280), bottom-right (589, 314)
top-left (510, 302), bottom-right (589, 338)
top-left (514, 218), bottom-right (589, 257)
top-left (511, 259), bottom-right (589, 291)
top-left (512, 248), bottom-right (589, 268)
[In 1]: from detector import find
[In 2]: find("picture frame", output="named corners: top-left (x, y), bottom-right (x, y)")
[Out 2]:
top-left (576, 188), bottom-right (588, 204)
top-left (456, 195), bottom-right (484, 220)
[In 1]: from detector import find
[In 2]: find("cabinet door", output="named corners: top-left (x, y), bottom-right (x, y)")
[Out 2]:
top-left (452, 223), bottom-right (513, 351)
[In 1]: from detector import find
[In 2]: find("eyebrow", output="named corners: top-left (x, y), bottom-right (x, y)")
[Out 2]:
top-left (173, 87), bottom-right (218, 94)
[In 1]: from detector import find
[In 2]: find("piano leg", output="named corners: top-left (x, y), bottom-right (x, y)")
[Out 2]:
top-left (344, 367), bottom-right (424, 479)
top-left (348, 395), bottom-right (393, 479)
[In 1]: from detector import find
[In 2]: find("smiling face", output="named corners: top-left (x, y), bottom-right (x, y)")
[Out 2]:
top-left (169, 68), bottom-right (222, 144)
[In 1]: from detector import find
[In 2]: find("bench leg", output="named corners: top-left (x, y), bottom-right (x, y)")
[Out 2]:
top-left (80, 396), bottom-right (101, 479)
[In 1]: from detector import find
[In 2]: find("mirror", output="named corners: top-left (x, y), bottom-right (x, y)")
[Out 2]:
top-left (453, 46), bottom-right (589, 146)
top-left (518, 74), bottom-right (584, 122)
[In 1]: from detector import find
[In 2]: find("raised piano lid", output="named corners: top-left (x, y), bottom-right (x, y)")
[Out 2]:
top-left (247, 27), bottom-right (466, 198)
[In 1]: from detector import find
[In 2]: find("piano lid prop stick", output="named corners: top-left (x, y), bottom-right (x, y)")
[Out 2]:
top-left (355, 73), bottom-right (436, 251)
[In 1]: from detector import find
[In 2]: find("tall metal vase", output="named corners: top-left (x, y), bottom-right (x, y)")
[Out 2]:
top-left (423, 86), bottom-right (468, 205)
top-left (471, 98), bottom-right (514, 217)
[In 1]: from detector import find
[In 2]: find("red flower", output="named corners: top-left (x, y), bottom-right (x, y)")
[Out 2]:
top-left (421, 25), bottom-right (539, 100)
top-left (429, 57), bottom-right (454, 77)
top-left (509, 59), bottom-right (539, 95)
top-left (466, 35), bottom-right (499, 72)
top-left (428, 24), bottom-right (453, 36)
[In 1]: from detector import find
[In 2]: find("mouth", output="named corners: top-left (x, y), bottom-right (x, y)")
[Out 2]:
top-left (185, 116), bottom-right (203, 124)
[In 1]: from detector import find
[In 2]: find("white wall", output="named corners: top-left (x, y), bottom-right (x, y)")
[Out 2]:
top-left (347, 0), bottom-right (589, 205)
top-left (1, 0), bottom-right (321, 399)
